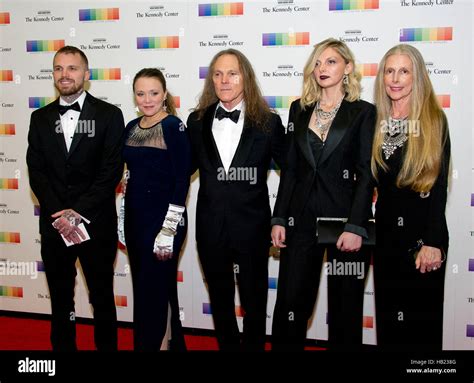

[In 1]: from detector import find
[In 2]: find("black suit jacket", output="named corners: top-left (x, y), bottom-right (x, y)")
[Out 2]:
top-left (27, 92), bottom-right (125, 239)
top-left (187, 103), bottom-right (286, 249)
top-left (272, 98), bottom-right (376, 238)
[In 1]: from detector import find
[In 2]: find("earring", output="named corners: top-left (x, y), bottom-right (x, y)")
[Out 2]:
top-left (343, 74), bottom-right (349, 85)
top-left (162, 99), bottom-right (167, 113)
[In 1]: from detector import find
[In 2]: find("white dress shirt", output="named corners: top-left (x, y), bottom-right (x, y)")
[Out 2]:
top-left (212, 100), bottom-right (245, 172)
top-left (59, 91), bottom-right (86, 152)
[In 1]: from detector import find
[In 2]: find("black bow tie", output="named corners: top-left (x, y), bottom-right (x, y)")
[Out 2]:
top-left (215, 106), bottom-right (241, 123)
top-left (58, 102), bottom-right (81, 115)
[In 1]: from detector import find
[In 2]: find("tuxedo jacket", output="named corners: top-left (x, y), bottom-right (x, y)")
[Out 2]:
top-left (272, 98), bottom-right (376, 238)
top-left (27, 92), bottom-right (125, 239)
top-left (187, 102), bottom-right (286, 249)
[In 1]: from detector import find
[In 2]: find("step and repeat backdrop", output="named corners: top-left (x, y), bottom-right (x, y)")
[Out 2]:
top-left (0, 0), bottom-right (472, 349)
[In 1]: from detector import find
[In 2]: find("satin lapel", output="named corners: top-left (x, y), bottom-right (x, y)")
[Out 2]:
top-left (319, 99), bottom-right (352, 165)
top-left (295, 104), bottom-right (316, 170)
top-left (228, 117), bottom-right (255, 170)
top-left (202, 103), bottom-right (224, 169)
top-left (47, 99), bottom-right (68, 157)
top-left (68, 93), bottom-right (96, 157)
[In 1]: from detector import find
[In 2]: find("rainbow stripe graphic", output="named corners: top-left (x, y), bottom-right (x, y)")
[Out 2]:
top-left (137, 36), bottom-right (179, 49)
top-left (0, 232), bottom-right (21, 243)
top-left (0, 124), bottom-right (15, 136)
top-left (268, 277), bottom-right (278, 290)
top-left (115, 182), bottom-right (124, 194)
top-left (235, 305), bottom-right (244, 317)
top-left (329, 0), bottom-right (379, 11)
top-left (36, 261), bottom-right (45, 272)
top-left (26, 40), bottom-right (65, 52)
top-left (198, 2), bottom-right (243, 16)
top-left (202, 303), bottom-right (244, 316)
top-left (400, 27), bottom-right (453, 42)
top-left (467, 325), bottom-right (474, 338)
top-left (0, 70), bottom-right (13, 81)
top-left (29, 97), bottom-right (55, 108)
top-left (468, 259), bottom-right (474, 272)
top-left (89, 68), bottom-right (121, 80)
top-left (173, 96), bottom-right (181, 109)
top-left (269, 158), bottom-right (280, 171)
top-left (79, 8), bottom-right (119, 21)
top-left (0, 286), bottom-right (23, 297)
top-left (363, 316), bottom-right (374, 328)
top-left (262, 32), bottom-right (309, 46)
top-left (0, 12), bottom-right (10, 24)
top-left (199, 66), bottom-right (209, 79)
top-left (437, 94), bottom-right (450, 108)
top-left (264, 96), bottom-right (299, 109)
top-left (115, 295), bottom-right (127, 307)
top-left (177, 271), bottom-right (183, 282)
top-left (357, 63), bottom-right (378, 77)
top-left (203, 302), bottom-right (212, 314)
top-left (0, 178), bottom-right (18, 190)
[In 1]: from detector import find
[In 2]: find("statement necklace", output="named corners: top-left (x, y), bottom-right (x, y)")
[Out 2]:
top-left (382, 117), bottom-right (408, 160)
top-left (314, 96), bottom-right (343, 141)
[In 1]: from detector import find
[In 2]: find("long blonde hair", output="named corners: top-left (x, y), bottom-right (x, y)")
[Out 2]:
top-left (371, 44), bottom-right (447, 192)
top-left (194, 49), bottom-right (272, 131)
top-left (300, 38), bottom-right (362, 109)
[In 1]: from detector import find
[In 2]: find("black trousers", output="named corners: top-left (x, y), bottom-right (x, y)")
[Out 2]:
top-left (374, 245), bottom-right (446, 351)
top-left (272, 232), bottom-right (370, 351)
top-left (41, 235), bottom-right (118, 351)
top-left (197, 241), bottom-right (269, 351)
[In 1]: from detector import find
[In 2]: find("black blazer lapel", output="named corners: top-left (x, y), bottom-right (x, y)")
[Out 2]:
top-left (295, 104), bottom-right (316, 170)
top-left (319, 99), bottom-right (351, 165)
top-left (47, 99), bottom-right (68, 157)
top-left (68, 92), bottom-right (96, 157)
top-left (229, 118), bottom-right (255, 170)
top-left (202, 103), bottom-right (224, 169)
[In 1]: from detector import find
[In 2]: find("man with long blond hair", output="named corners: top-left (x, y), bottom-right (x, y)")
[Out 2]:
top-left (187, 49), bottom-right (286, 351)
top-left (371, 44), bottom-right (450, 350)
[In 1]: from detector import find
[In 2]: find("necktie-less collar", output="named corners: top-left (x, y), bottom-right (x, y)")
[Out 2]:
top-left (215, 106), bottom-right (241, 123)
top-left (58, 102), bottom-right (81, 116)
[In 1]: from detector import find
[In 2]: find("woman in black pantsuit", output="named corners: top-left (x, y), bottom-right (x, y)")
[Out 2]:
top-left (371, 44), bottom-right (450, 350)
top-left (271, 38), bottom-right (376, 350)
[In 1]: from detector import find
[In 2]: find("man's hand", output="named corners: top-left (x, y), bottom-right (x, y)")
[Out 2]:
top-left (271, 225), bottom-right (287, 248)
top-left (52, 209), bottom-right (86, 244)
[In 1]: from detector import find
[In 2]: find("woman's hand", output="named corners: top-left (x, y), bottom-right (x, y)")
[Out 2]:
top-left (415, 245), bottom-right (442, 273)
top-left (271, 225), bottom-right (287, 248)
top-left (153, 230), bottom-right (174, 261)
top-left (336, 232), bottom-right (362, 252)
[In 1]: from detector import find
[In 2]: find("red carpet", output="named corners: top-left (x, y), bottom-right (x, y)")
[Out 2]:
top-left (0, 316), bottom-right (323, 351)
top-left (0, 316), bottom-right (219, 350)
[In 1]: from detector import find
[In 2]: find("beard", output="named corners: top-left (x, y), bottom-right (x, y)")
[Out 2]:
top-left (54, 79), bottom-right (83, 97)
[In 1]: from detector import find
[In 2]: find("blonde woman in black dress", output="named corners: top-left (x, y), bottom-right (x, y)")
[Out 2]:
top-left (372, 44), bottom-right (450, 350)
